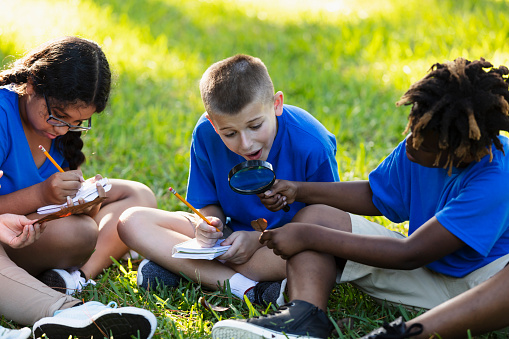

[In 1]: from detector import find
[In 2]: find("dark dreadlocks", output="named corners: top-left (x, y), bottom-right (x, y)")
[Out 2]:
top-left (397, 57), bottom-right (509, 174)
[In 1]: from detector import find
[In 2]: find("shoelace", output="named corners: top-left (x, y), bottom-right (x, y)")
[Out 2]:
top-left (251, 303), bottom-right (293, 319)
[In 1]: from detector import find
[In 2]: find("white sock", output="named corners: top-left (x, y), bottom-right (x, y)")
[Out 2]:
top-left (229, 273), bottom-right (257, 298)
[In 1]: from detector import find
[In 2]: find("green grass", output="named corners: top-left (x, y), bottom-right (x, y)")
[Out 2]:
top-left (1, 0), bottom-right (509, 337)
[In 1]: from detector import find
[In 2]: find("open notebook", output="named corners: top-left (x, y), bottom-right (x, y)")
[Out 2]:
top-left (172, 238), bottom-right (231, 260)
top-left (37, 178), bottom-right (111, 214)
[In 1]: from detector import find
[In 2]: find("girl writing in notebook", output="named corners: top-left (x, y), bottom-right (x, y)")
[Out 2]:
top-left (0, 171), bottom-right (157, 339)
top-left (0, 36), bottom-right (156, 294)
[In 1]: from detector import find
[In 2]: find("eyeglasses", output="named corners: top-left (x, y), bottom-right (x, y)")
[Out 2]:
top-left (44, 94), bottom-right (92, 132)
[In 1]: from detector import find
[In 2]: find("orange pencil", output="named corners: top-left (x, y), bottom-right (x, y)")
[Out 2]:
top-left (39, 145), bottom-right (64, 172)
top-left (168, 187), bottom-right (220, 232)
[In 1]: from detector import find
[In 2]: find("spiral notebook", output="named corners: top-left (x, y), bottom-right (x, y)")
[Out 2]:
top-left (172, 238), bottom-right (230, 260)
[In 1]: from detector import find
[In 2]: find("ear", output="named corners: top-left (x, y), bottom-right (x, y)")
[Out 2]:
top-left (26, 78), bottom-right (36, 95)
top-left (273, 91), bottom-right (284, 117)
top-left (205, 113), bottom-right (219, 134)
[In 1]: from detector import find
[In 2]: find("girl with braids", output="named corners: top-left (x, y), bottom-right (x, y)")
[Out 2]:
top-left (212, 57), bottom-right (509, 339)
top-left (0, 37), bottom-right (156, 297)
top-left (0, 168), bottom-right (156, 338)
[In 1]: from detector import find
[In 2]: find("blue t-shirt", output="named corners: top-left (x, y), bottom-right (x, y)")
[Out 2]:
top-left (187, 104), bottom-right (340, 231)
top-left (369, 136), bottom-right (509, 277)
top-left (0, 86), bottom-right (67, 197)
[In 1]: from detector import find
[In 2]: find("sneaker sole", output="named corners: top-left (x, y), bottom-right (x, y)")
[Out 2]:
top-left (211, 320), bottom-right (322, 339)
top-left (33, 307), bottom-right (157, 339)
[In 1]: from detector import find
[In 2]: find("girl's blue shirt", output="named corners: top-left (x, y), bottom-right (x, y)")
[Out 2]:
top-left (0, 86), bottom-right (67, 197)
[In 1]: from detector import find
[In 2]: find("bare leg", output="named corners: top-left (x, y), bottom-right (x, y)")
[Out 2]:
top-left (285, 204), bottom-right (353, 311)
top-left (118, 207), bottom-right (286, 290)
top-left (80, 179), bottom-right (156, 279)
top-left (409, 264), bottom-right (509, 339)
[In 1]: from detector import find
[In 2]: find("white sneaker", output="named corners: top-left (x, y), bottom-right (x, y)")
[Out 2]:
top-left (0, 326), bottom-right (31, 339)
top-left (33, 301), bottom-right (157, 339)
top-left (36, 269), bottom-right (95, 295)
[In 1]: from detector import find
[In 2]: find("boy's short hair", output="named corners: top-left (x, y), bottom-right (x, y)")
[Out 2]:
top-left (199, 54), bottom-right (274, 115)
top-left (397, 57), bottom-right (509, 173)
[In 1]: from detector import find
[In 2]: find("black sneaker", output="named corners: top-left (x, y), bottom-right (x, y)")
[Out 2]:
top-left (245, 279), bottom-right (286, 306)
top-left (360, 317), bottom-right (423, 339)
top-left (211, 300), bottom-right (333, 339)
top-left (36, 269), bottom-right (93, 295)
top-left (137, 259), bottom-right (183, 290)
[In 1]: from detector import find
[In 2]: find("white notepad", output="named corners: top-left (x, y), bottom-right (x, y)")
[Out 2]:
top-left (172, 238), bottom-right (231, 260)
top-left (37, 178), bottom-right (112, 214)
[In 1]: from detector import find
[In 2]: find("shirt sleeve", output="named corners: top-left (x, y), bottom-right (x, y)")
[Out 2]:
top-left (436, 167), bottom-right (509, 256)
top-left (186, 126), bottom-right (220, 208)
top-left (307, 154), bottom-right (340, 183)
top-left (368, 141), bottom-right (411, 223)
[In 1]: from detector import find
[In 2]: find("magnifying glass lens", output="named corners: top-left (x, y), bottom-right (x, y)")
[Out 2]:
top-left (228, 160), bottom-right (290, 212)
top-left (230, 166), bottom-right (275, 192)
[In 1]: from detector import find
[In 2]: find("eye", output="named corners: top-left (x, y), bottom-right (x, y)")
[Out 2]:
top-left (224, 131), bottom-right (236, 138)
top-left (250, 123), bottom-right (262, 130)
top-left (54, 112), bottom-right (66, 119)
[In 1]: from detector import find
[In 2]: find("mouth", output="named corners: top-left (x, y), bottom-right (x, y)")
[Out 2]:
top-left (405, 147), bottom-right (417, 163)
top-left (45, 132), bottom-right (57, 140)
top-left (244, 149), bottom-right (262, 160)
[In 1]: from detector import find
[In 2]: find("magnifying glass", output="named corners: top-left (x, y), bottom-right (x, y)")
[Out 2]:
top-left (228, 160), bottom-right (290, 212)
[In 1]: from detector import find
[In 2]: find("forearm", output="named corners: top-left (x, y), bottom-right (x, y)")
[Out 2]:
top-left (302, 225), bottom-right (431, 270)
top-left (411, 265), bottom-right (509, 338)
top-left (0, 185), bottom-right (46, 215)
top-left (295, 181), bottom-right (381, 216)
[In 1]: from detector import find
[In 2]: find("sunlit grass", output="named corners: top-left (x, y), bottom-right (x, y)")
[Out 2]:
top-left (1, 0), bottom-right (509, 337)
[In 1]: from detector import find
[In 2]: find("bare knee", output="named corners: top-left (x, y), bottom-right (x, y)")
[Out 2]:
top-left (118, 206), bottom-right (150, 247)
top-left (110, 179), bottom-right (157, 208)
top-left (292, 204), bottom-right (351, 232)
top-left (64, 216), bottom-right (98, 259)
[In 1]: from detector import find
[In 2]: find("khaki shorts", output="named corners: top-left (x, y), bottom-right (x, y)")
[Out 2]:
top-left (338, 213), bottom-right (509, 310)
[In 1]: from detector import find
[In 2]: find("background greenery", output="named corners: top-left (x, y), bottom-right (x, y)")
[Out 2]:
top-left (1, 0), bottom-right (509, 337)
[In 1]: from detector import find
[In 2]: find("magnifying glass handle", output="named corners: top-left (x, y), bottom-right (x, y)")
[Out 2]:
top-left (283, 205), bottom-right (290, 212)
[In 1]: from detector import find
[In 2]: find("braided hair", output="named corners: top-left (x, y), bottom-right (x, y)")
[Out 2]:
top-left (397, 57), bottom-right (509, 174)
top-left (0, 36), bottom-right (111, 169)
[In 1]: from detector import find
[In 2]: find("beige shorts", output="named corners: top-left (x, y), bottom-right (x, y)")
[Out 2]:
top-left (338, 213), bottom-right (509, 310)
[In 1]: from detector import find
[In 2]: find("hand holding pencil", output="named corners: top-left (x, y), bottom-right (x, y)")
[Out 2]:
top-left (168, 187), bottom-right (221, 232)
top-left (39, 144), bottom-right (85, 205)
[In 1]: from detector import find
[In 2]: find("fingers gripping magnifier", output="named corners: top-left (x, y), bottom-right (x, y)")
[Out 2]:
top-left (228, 160), bottom-right (290, 212)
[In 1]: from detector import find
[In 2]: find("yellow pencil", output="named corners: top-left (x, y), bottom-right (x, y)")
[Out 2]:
top-left (39, 145), bottom-right (64, 173)
top-left (168, 187), bottom-right (220, 232)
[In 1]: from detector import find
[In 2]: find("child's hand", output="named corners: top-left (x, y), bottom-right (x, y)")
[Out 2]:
top-left (75, 179), bottom-right (107, 218)
top-left (257, 179), bottom-right (296, 212)
top-left (195, 216), bottom-right (223, 248)
top-left (259, 223), bottom-right (309, 260)
top-left (218, 231), bottom-right (262, 265)
top-left (0, 214), bottom-right (46, 248)
top-left (41, 170), bottom-right (85, 205)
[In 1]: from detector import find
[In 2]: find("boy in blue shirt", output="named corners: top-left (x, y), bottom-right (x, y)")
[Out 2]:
top-left (118, 54), bottom-right (339, 305)
top-left (212, 58), bottom-right (509, 338)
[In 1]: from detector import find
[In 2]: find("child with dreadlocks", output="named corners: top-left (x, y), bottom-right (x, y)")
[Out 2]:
top-left (212, 57), bottom-right (509, 339)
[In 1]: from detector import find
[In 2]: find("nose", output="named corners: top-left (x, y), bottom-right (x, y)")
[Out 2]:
top-left (53, 125), bottom-right (69, 136)
top-left (239, 132), bottom-right (253, 151)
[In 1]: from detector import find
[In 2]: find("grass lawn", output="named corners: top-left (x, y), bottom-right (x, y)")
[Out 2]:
top-left (1, 0), bottom-right (509, 337)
